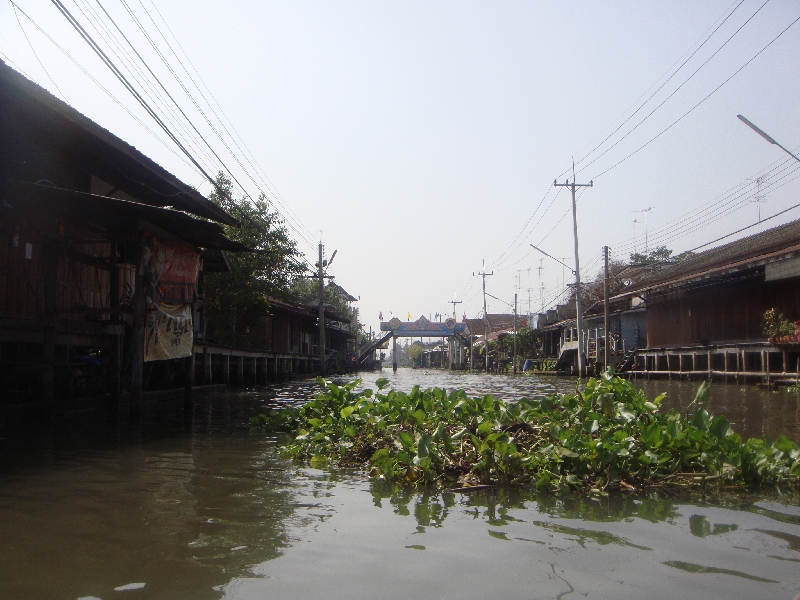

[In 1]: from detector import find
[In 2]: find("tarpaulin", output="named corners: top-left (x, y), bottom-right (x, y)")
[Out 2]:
top-left (144, 302), bottom-right (193, 362)
top-left (143, 231), bottom-right (200, 303)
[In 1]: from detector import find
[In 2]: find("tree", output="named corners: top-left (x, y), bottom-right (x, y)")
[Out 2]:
top-left (289, 279), bottom-right (363, 338)
top-left (203, 172), bottom-right (307, 345)
top-left (629, 245), bottom-right (694, 265)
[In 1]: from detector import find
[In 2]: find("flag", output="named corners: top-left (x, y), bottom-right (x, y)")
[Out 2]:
top-left (379, 312), bottom-right (383, 321)
top-left (407, 312), bottom-right (412, 321)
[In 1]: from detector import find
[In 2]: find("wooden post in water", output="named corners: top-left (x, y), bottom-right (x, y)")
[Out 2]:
top-left (202, 347), bottom-right (211, 385)
top-left (130, 241), bottom-right (145, 416)
top-left (392, 335), bottom-right (397, 372)
top-left (184, 350), bottom-right (195, 407)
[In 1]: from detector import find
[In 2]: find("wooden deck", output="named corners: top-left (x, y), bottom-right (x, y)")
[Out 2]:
top-left (625, 342), bottom-right (800, 386)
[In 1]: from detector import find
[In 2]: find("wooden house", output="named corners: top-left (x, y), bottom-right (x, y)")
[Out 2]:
top-left (0, 59), bottom-right (244, 411)
top-left (612, 218), bottom-right (800, 381)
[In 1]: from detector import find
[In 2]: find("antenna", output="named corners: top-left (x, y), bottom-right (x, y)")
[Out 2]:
top-left (747, 176), bottom-right (768, 223)
top-left (633, 207), bottom-right (654, 252)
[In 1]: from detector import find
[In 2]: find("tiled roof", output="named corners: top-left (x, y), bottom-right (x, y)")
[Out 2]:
top-left (619, 217), bottom-right (800, 295)
top-left (465, 314), bottom-right (528, 335)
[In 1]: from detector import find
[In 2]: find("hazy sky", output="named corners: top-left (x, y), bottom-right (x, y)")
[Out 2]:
top-left (3, 1), bottom-right (800, 334)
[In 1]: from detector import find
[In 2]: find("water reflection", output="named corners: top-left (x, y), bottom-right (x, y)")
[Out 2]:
top-left (0, 389), bottom-right (308, 600)
top-left (222, 470), bottom-right (800, 600)
top-left (1, 371), bottom-right (798, 600)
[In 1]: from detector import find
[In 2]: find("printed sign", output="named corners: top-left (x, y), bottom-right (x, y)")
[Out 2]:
top-left (143, 231), bottom-right (200, 303)
top-left (144, 302), bottom-right (193, 362)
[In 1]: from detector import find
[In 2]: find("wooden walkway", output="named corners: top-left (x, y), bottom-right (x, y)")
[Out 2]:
top-left (626, 342), bottom-right (800, 386)
top-left (190, 342), bottom-right (315, 387)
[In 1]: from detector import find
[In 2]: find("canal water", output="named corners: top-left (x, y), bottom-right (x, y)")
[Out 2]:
top-left (1, 370), bottom-right (799, 600)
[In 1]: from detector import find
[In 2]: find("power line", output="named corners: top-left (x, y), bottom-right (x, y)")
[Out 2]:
top-left (134, 0), bottom-right (319, 251)
top-left (590, 12), bottom-right (800, 181)
top-left (575, 0), bottom-right (767, 177)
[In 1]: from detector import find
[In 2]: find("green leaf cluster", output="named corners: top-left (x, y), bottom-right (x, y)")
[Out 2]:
top-left (254, 373), bottom-right (800, 493)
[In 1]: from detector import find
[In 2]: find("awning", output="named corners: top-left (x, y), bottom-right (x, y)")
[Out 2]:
top-left (9, 180), bottom-right (251, 252)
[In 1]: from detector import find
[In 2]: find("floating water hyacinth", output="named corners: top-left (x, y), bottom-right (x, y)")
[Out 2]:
top-left (251, 373), bottom-right (800, 494)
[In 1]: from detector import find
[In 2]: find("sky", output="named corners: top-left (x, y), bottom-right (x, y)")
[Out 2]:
top-left (2, 0), bottom-right (800, 335)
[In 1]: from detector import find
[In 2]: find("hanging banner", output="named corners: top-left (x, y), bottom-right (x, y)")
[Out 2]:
top-left (143, 231), bottom-right (200, 303)
top-left (144, 302), bottom-right (193, 362)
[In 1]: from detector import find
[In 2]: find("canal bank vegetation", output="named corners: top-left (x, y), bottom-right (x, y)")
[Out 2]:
top-left (251, 373), bottom-right (800, 494)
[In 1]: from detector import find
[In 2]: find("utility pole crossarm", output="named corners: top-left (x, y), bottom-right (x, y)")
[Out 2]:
top-left (473, 266), bottom-right (493, 374)
top-left (552, 175), bottom-right (594, 377)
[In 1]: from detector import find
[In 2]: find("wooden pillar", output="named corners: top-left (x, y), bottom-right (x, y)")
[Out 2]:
top-left (780, 349), bottom-right (787, 376)
top-left (109, 243), bottom-right (121, 408)
top-left (253, 357), bottom-right (258, 384)
top-left (41, 242), bottom-right (58, 412)
top-left (130, 242), bottom-right (146, 416)
top-left (263, 356), bottom-right (269, 382)
top-left (202, 346), bottom-right (211, 385)
top-left (274, 355), bottom-right (279, 381)
top-left (223, 354), bottom-right (230, 385)
top-left (238, 355), bottom-right (244, 385)
top-left (183, 351), bottom-right (195, 408)
top-left (392, 335), bottom-right (397, 372)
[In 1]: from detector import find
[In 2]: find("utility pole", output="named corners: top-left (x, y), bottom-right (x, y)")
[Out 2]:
top-left (474, 264), bottom-right (493, 373)
top-left (554, 171), bottom-right (593, 377)
top-left (449, 299), bottom-right (462, 370)
top-left (317, 243), bottom-right (326, 376)
top-left (603, 246), bottom-right (610, 373)
top-left (512, 293), bottom-right (518, 375)
top-left (311, 243), bottom-right (337, 376)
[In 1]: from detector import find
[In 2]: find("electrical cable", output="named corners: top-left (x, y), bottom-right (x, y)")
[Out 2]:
top-left (11, 3), bottom-right (69, 102)
top-left (590, 12), bottom-right (800, 181)
top-left (575, 0), bottom-right (767, 177)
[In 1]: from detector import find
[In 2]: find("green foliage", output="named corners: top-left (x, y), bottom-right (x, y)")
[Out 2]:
top-left (255, 374), bottom-right (800, 494)
top-left (762, 308), bottom-right (795, 337)
top-left (203, 172), bottom-right (306, 345)
top-left (629, 246), bottom-right (694, 265)
top-left (289, 279), bottom-right (361, 336)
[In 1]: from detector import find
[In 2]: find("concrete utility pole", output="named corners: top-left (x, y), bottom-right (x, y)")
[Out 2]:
top-left (554, 172), bottom-right (593, 377)
top-left (317, 243), bottom-right (326, 376)
top-left (474, 264), bottom-right (493, 373)
top-left (449, 299), bottom-right (462, 369)
top-left (513, 293), bottom-right (518, 375)
top-left (603, 246), bottom-right (610, 372)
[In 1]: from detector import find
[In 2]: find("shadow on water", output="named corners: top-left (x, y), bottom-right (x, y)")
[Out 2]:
top-left (0, 382), bottom-right (322, 600)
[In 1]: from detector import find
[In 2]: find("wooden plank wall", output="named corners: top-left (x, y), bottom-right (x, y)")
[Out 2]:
top-left (0, 219), bottom-right (134, 322)
top-left (647, 277), bottom-right (800, 346)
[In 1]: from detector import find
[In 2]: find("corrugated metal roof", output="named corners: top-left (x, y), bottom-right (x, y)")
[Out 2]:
top-left (618, 217), bottom-right (800, 296)
top-left (1, 59), bottom-right (237, 226)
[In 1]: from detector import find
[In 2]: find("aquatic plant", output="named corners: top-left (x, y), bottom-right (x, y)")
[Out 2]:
top-left (251, 373), bottom-right (800, 493)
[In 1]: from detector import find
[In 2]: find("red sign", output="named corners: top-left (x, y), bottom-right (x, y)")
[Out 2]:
top-left (143, 231), bottom-right (200, 303)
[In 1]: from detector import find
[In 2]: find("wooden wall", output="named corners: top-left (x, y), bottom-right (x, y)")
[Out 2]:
top-left (647, 276), bottom-right (800, 346)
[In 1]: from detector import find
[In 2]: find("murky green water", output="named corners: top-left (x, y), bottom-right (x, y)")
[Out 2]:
top-left (0, 369), bottom-right (798, 600)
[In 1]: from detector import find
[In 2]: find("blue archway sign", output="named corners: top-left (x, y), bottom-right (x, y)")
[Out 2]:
top-left (380, 315), bottom-right (466, 337)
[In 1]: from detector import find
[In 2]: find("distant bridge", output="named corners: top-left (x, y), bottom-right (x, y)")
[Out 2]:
top-left (357, 315), bottom-right (468, 371)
